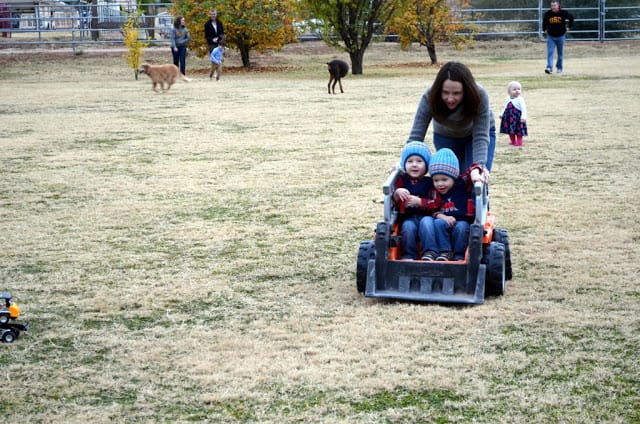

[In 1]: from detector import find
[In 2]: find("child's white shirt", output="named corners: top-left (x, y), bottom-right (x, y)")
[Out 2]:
top-left (502, 95), bottom-right (527, 120)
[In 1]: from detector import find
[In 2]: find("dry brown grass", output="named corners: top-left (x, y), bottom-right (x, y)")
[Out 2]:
top-left (1, 40), bottom-right (639, 422)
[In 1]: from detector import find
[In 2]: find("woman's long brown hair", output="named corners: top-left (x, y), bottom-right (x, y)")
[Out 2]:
top-left (428, 62), bottom-right (482, 124)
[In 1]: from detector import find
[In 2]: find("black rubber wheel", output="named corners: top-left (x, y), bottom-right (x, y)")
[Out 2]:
top-left (484, 242), bottom-right (506, 296)
top-left (356, 240), bottom-right (375, 293)
top-left (0, 314), bottom-right (9, 325)
top-left (1, 330), bottom-right (16, 343)
top-left (493, 228), bottom-right (512, 280)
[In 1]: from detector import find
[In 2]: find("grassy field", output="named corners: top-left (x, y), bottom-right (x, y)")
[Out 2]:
top-left (1, 40), bottom-right (639, 422)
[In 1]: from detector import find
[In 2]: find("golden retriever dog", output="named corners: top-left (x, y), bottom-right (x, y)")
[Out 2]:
top-left (139, 63), bottom-right (191, 92)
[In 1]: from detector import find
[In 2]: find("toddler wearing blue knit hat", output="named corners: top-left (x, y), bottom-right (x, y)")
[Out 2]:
top-left (393, 141), bottom-right (440, 260)
top-left (428, 147), bottom-right (459, 180)
top-left (425, 148), bottom-right (479, 261)
top-left (400, 141), bottom-right (431, 172)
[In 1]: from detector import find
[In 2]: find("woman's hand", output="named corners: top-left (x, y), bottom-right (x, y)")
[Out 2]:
top-left (470, 166), bottom-right (490, 184)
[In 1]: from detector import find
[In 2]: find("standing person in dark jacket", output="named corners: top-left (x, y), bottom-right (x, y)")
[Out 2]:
top-left (204, 10), bottom-right (225, 54)
top-left (171, 16), bottom-right (190, 76)
top-left (543, 0), bottom-right (574, 75)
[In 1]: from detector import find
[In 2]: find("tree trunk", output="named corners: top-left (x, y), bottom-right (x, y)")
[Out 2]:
top-left (145, 7), bottom-right (155, 41)
top-left (90, 0), bottom-right (99, 40)
top-left (426, 42), bottom-right (437, 65)
top-left (239, 44), bottom-right (251, 68)
top-left (349, 49), bottom-right (365, 75)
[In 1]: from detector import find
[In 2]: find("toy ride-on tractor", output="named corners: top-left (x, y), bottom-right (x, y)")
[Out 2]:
top-left (1, 292), bottom-right (29, 343)
top-left (356, 168), bottom-right (512, 304)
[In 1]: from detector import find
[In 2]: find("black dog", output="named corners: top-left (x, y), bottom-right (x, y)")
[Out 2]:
top-left (327, 59), bottom-right (349, 94)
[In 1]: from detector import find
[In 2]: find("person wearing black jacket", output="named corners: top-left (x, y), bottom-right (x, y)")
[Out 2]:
top-left (543, 0), bottom-right (574, 74)
top-left (204, 10), bottom-right (225, 53)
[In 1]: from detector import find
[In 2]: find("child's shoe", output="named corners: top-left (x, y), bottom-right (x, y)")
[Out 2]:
top-left (436, 251), bottom-right (451, 261)
top-left (421, 251), bottom-right (437, 261)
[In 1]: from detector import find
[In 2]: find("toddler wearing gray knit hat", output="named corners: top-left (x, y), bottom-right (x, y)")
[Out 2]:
top-left (428, 148), bottom-right (459, 179)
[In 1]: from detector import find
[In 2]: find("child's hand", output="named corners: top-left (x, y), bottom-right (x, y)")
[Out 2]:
top-left (439, 215), bottom-right (457, 227)
top-left (394, 188), bottom-right (410, 202)
top-left (405, 195), bottom-right (421, 208)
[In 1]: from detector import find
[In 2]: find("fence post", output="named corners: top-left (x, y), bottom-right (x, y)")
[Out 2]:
top-left (538, 0), bottom-right (544, 41)
top-left (599, 0), bottom-right (605, 42)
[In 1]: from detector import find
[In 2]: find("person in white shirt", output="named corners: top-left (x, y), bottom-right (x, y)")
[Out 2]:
top-left (204, 10), bottom-right (225, 53)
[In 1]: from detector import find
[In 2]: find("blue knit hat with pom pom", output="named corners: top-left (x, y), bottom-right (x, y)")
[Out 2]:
top-left (428, 148), bottom-right (459, 179)
top-left (400, 141), bottom-right (431, 172)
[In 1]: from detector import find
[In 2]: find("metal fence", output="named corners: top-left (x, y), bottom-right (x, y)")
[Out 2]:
top-left (0, 0), bottom-right (639, 51)
top-left (0, 1), bottom-right (173, 49)
top-left (461, 1), bottom-right (640, 41)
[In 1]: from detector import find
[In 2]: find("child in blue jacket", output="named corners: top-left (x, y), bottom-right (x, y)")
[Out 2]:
top-left (427, 148), bottom-right (480, 261)
top-left (393, 141), bottom-right (440, 260)
top-left (209, 39), bottom-right (226, 80)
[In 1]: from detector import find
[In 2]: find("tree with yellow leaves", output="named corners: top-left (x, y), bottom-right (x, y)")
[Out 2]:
top-left (123, 12), bottom-right (149, 80)
top-left (172, 0), bottom-right (298, 68)
top-left (387, 0), bottom-right (474, 65)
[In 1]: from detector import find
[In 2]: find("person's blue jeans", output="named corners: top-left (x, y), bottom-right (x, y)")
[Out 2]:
top-left (400, 215), bottom-right (436, 259)
top-left (172, 46), bottom-right (187, 75)
top-left (546, 35), bottom-right (565, 72)
top-left (433, 218), bottom-right (470, 260)
top-left (433, 126), bottom-right (496, 171)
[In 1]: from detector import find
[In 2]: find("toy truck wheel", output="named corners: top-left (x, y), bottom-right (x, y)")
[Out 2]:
top-left (1, 329), bottom-right (16, 343)
top-left (493, 228), bottom-right (512, 280)
top-left (0, 313), bottom-right (9, 325)
top-left (356, 240), bottom-right (375, 293)
top-left (484, 242), bottom-right (506, 296)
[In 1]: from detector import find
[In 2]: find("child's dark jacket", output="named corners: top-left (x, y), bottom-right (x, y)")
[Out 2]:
top-left (394, 174), bottom-right (440, 217)
top-left (429, 166), bottom-right (478, 223)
